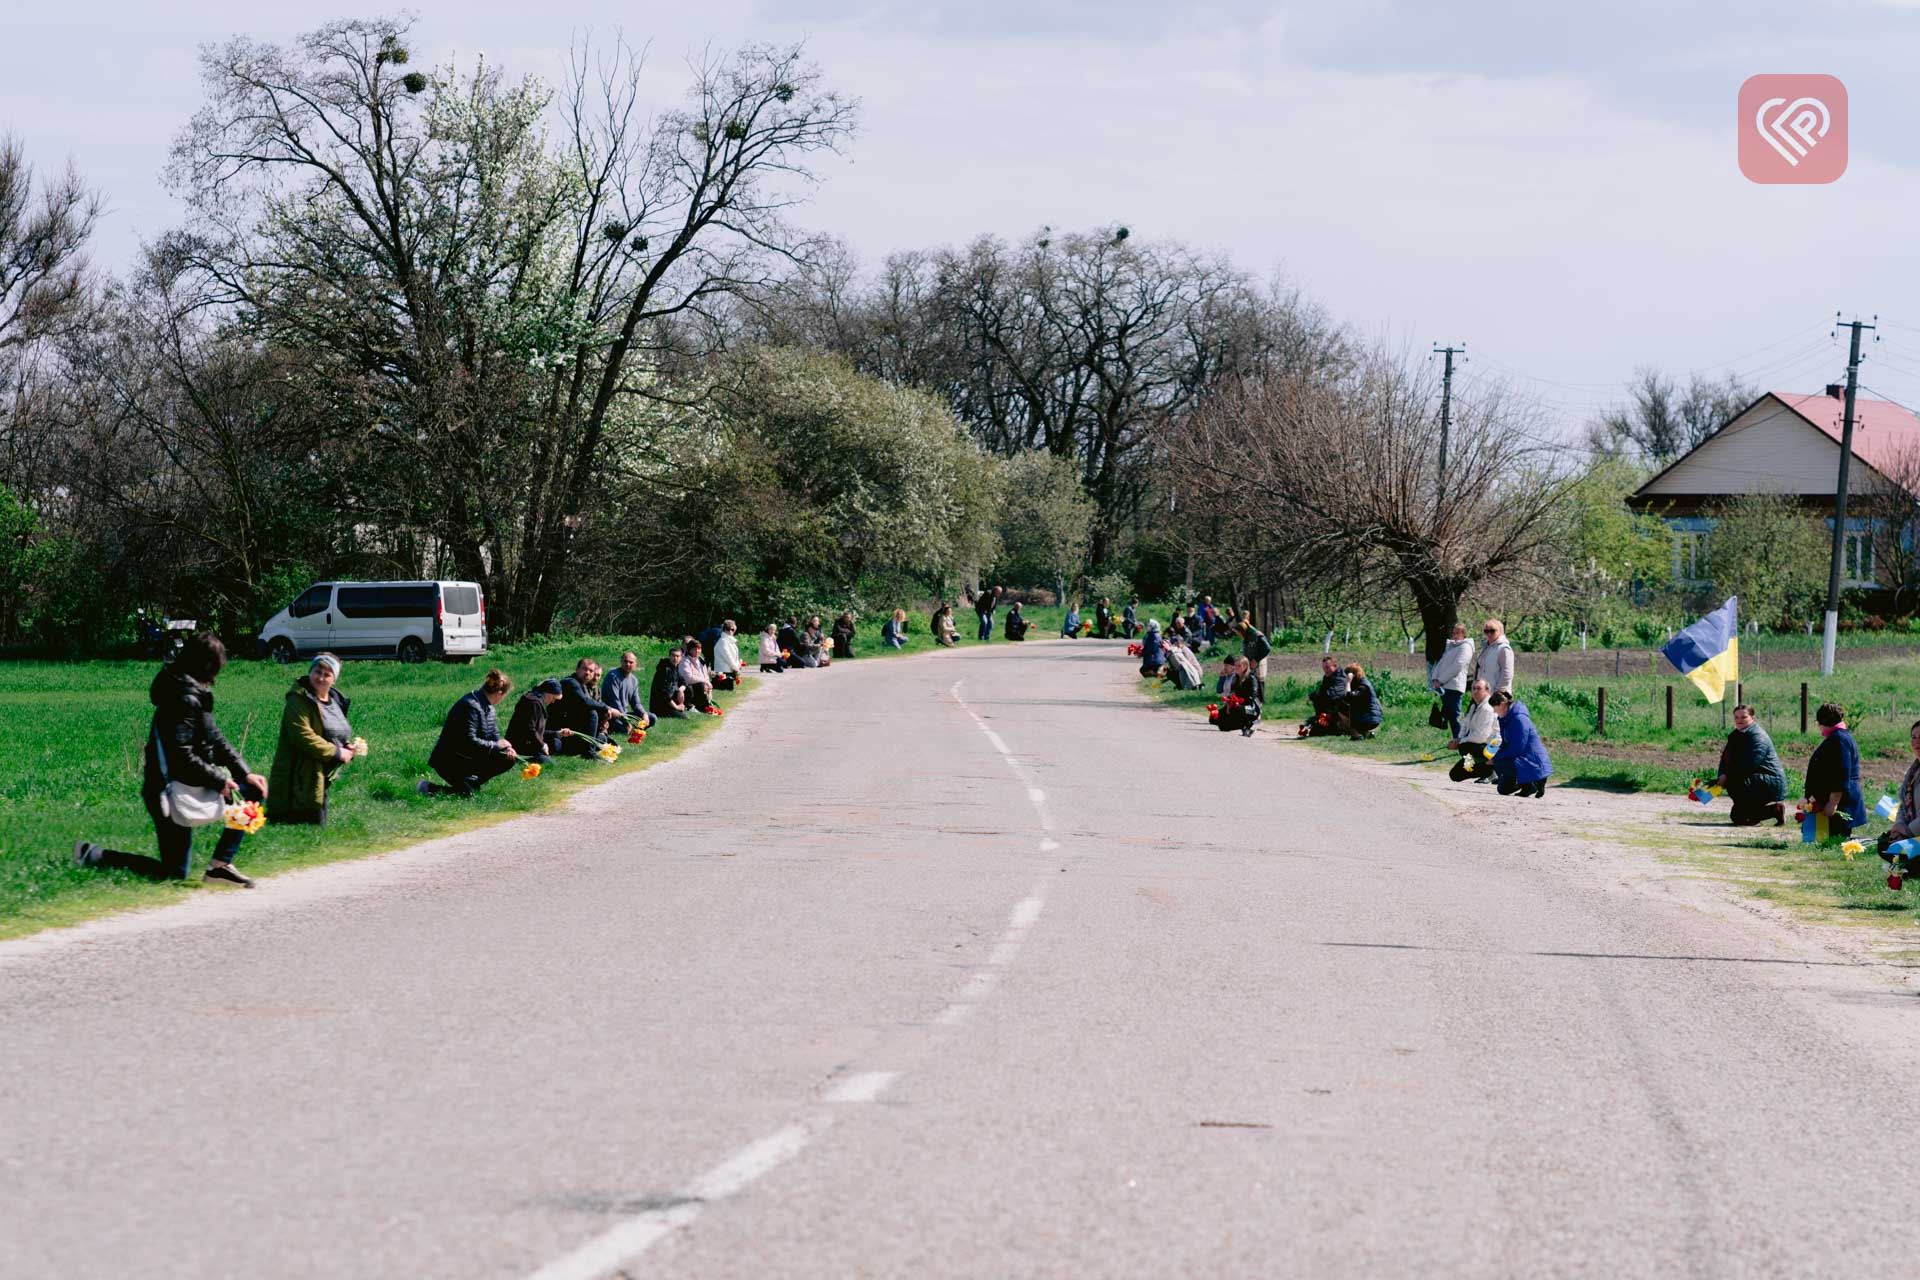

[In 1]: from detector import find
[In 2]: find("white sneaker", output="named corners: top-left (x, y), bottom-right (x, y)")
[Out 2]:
top-left (72, 841), bottom-right (102, 868)
top-left (415, 779), bottom-right (432, 797)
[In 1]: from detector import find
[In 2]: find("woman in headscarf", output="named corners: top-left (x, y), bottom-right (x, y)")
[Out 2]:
top-left (267, 651), bottom-right (358, 825)
top-left (1138, 619), bottom-right (1166, 677)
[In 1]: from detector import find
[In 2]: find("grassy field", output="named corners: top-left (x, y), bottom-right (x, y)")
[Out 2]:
top-left (0, 605), bottom-right (1065, 940)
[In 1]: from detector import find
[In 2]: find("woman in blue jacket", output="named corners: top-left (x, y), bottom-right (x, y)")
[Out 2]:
top-left (419, 669), bottom-right (519, 797)
top-left (1138, 620), bottom-right (1166, 677)
top-left (1490, 690), bottom-right (1552, 798)
top-left (1804, 701), bottom-right (1866, 837)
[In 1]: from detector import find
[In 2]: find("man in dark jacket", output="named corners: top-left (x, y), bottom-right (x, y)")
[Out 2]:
top-left (651, 647), bottom-right (689, 718)
top-left (1303, 655), bottom-right (1349, 737)
top-left (1095, 597), bottom-right (1114, 639)
top-left (1003, 602), bottom-right (1030, 641)
top-left (975, 586), bottom-right (1000, 642)
top-left (551, 659), bottom-right (613, 757)
top-left (507, 680), bottom-right (567, 765)
top-left (424, 670), bottom-right (518, 795)
top-left (73, 633), bottom-right (267, 886)
top-left (1123, 598), bottom-right (1140, 638)
top-left (1714, 704), bottom-right (1787, 826)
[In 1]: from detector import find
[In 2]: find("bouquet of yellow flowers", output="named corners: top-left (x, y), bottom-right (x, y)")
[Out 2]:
top-left (348, 735), bottom-right (369, 757)
top-left (224, 797), bottom-right (267, 834)
top-left (522, 762), bottom-right (543, 779)
top-left (596, 741), bottom-right (622, 763)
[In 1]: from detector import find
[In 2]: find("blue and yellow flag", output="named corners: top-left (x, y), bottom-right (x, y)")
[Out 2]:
top-left (1662, 597), bottom-right (1739, 704)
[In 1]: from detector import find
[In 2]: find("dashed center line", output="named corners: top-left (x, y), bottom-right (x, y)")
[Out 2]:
top-left (524, 678), bottom-right (1064, 1280)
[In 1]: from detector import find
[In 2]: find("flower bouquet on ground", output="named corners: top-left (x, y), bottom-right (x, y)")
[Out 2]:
top-left (627, 728), bottom-right (647, 744)
top-left (1079, 620), bottom-right (1093, 635)
top-left (1126, 643), bottom-right (1143, 657)
top-left (224, 797), bottom-right (267, 834)
top-left (1207, 703), bottom-right (1220, 723)
top-left (1687, 778), bottom-right (1723, 805)
top-left (596, 741), bottom-right (622, 763)
top-left (522, 762), bottom-right (543, 779)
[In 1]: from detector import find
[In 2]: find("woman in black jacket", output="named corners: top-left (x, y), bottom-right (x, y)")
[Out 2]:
top-left (1215, 657), bottom-right (1263, 737)
top-left (419, 670), bottom-right (518, 796)
top-left (73, 633), bottom-right (269, 887)
top-left (1804, 701), bottom-right (1867, 838)
top-left (1338, 663), bottom-right (1384, 740)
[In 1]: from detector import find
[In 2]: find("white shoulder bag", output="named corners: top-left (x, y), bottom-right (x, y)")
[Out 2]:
top-left (152, 724), bottom-right (227, 827)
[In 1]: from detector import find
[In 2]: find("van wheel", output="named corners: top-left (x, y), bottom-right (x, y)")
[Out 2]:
top-left (269, 638), bottom-right (296, 665)
top-left (397, 637), bottom-right (426, 664)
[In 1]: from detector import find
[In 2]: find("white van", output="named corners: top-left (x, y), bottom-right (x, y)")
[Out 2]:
top-left (259, 581), bottom-right (488, 664)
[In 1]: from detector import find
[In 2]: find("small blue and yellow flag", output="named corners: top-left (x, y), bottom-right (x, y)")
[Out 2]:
top-left (1662, 597), bottom-right (1739, 704)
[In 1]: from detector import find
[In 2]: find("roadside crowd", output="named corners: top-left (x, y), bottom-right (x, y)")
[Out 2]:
top-left (1129, 609), bottom-right (1894, 841)
top-left (68, 592), bottom-right (1064, 890)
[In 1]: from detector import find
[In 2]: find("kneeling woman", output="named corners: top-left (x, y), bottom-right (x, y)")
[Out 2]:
top-left (420, 670), bottom-right (519, 797)
top-left (267, 652), bottom-right (359, 825)
top-left (1138, 620), bottom-right (1167, 677)
top-left (1804, 701), bottom-right (1865, 839)
top-left (1490, 690), bottom-right (1552, 797)
top-left (1215, 657), bottom-right (1262, 736)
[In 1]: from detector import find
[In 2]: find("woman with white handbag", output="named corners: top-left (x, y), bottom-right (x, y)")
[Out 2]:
top-left (73, 632), bottom-right (269, 888)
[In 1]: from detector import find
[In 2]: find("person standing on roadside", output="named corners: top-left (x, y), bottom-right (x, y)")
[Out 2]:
top-left (1238, 616), bottom-right (1272, 700)
top-left (74, 632), bottom-right (269, 887)
top-left (1123, 597), bottom-right (1140, 638)
top-left (1473, 618), bottom-right (1514, 694)
top-left (975, 585), bottom-right (1001, 642)
top-left (1429, 622), bottom-right (1474, 739)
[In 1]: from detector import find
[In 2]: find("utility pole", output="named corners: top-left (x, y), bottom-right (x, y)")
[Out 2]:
top-left (1821, 314), bottom-right (1876, 677)
top-left (1433, 343), bottom-right (1466, 484)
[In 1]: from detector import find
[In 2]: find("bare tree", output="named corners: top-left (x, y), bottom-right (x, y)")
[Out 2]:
top-left (1857, 441), bottom-right (1920, 613)
top-left (1166, 350), bottom-right (1573, 662)
top-left (1586, 366), bottom-right (1753, 462)
top-left (165, 16), bottom-right (858, 635)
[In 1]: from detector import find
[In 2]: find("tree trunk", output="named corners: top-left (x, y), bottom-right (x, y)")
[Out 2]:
top-left (1412, 579), bottom-right (1460, 666)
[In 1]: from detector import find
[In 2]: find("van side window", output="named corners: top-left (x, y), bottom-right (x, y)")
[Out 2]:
top-left (337, 585), bottom-right (436, 619)
top-left (290, 585), bottom-right (332, 618)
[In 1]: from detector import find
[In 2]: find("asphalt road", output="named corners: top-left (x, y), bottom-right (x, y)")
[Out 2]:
top-left (5, 640), bottom-right (1919, 1278)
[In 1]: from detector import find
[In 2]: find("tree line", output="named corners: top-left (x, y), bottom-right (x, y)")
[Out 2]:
top-left (0, 14), bottom-right (1891, 657)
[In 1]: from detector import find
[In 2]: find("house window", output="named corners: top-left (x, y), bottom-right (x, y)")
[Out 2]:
top-left (1844, 529), bottom-right (1875, 586)
top-left (1673, 530), bottom-right (1711, 584)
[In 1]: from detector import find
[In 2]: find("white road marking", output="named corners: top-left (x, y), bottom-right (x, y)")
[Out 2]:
top-left (824, 1071), bottom-right (899, 1104)
top-left (528, 1123), bottom-right (821, 1280)
top-left (530, 678), bottom-right (1061, 1279)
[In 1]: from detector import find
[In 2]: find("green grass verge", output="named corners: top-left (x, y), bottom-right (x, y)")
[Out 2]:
top-left (0, 635), bottom-right (749, 940)
top-left (0, 603), bottom-right (1091, 940)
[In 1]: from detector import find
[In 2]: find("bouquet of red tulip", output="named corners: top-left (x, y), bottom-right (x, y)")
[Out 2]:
top-left (627, 728), bottom-right (646, 744)
top-left (1126, 643), bottom-right (1143, 657)
top-left (1207, 703), bottom-right (1220, 723)
top-left (522, 762), bottom-right (543, 779)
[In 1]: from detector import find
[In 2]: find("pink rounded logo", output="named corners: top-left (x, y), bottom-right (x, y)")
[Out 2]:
top-left (1739, 74), bottom-right (1847, 184)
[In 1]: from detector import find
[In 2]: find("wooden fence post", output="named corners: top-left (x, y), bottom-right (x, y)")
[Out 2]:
top-left (1665, 685), bottom-right (1674, 731)
top-left (1735, 681), bottom-right (1743, 707)
top-left (1801, 682), bottom-right (1809, 734)
top-left (1597, 686), bottom-right (1606, 736)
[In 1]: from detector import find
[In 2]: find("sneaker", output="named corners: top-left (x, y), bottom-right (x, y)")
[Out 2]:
top-left (72, 841), bottom-right (102, 868)
top-left (416, 779), bottom-right (433, 797)
top-left (204, 863), bottom-right (255, 888)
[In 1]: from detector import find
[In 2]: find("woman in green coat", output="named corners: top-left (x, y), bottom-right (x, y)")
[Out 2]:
top-left (268, 653), bottom-right (359, 824)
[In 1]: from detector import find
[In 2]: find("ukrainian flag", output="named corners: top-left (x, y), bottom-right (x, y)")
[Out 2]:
top-left (1662, 597), bottom-right (1739, 704)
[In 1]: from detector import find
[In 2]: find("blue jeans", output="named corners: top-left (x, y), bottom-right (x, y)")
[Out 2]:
top-left (977, 611), bottom-right (994, 641)
top-left (1440, 688), bottom-right (1463, 739)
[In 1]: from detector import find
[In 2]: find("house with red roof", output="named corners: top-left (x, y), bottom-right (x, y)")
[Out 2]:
top-left (1627, 388), bottom-right (1920, 590)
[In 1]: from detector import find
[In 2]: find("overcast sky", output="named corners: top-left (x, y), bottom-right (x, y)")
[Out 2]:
top-left (8, 0), bottom-right (1920, 440)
